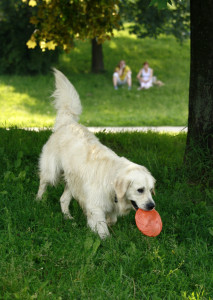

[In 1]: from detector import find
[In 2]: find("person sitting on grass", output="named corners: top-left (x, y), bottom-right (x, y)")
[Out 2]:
top-left (113, 60), bottom-right (132, 90)
top-left (137, 62), bottom-right (153, 90)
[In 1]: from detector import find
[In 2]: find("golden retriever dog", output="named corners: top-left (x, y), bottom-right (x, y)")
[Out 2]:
top-left (36, 69), bottom-right (156, 239)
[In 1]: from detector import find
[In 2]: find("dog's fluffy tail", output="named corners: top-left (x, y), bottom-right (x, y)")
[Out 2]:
top-left (52, 68), bottom-right (82, 130)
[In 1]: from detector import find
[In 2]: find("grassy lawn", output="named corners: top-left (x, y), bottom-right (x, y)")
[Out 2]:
top-left (0, 27), bottom-right (190, 127)
top-left (0, 128), bottom-right (212, 299)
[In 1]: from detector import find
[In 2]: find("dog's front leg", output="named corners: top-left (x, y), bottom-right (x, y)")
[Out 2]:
top-left (106, 212), bottom-right (118, 226)
top-left (87, 207), bottom-right (110, 239)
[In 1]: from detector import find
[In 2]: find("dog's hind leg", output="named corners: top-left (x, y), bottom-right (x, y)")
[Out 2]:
top-left (60, 184), bottom-right (73, 219)
top-left (36, 150), bottom-right (61, 201)
top-left (36, 178), bottom-right (48, 200)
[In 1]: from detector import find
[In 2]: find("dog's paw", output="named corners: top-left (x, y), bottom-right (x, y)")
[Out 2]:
top-left (35, 195), bottom-right (43, 202)
top-left (96, 223), bottom-right (110, 239)
top-left (99, 230), bottom-right (110, 239)
top-left (63, 213), bottom-right (74, 220)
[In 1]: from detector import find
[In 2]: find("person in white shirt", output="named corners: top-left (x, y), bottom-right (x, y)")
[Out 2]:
top-left (137, 62), bottom-right (153, 90)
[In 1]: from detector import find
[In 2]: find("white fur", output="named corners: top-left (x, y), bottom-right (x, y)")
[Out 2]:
top-left (37, 69), bottom-right (156, 239)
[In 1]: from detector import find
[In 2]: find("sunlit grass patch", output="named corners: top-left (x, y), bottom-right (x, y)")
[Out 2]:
top-left (0, 29), bottom-right (189, 128)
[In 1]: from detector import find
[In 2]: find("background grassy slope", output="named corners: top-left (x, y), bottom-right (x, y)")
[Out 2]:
top-left (0, 129), bottom-right (212, 299)
top-left (0, 28), bottom-right (190, 127)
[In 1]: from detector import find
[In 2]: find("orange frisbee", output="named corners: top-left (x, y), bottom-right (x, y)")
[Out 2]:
top-left (135, 209), bottom-right (162, 237)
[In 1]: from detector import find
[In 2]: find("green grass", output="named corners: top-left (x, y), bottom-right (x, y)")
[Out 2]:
top-left (0, 128), bottom-right (212, 299)
top-left (0, 27), bottom-right (190, 127)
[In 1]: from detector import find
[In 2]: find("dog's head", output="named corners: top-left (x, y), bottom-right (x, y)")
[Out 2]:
top-left (114, 164), bottom-right (156, 215)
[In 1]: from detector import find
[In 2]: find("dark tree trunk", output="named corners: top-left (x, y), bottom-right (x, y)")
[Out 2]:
top-left (91, 38), bottom-right (105, 73)
top-left (185, 0), bottom-right (213, 162)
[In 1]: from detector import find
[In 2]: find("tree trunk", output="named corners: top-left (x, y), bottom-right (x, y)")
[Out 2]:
top-left (91, 38), bottom-right (105, 73)
top-left (185, 0), bottom-right (213, 162)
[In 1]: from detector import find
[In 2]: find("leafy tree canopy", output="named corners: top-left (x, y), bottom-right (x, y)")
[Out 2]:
top-left (23, 0), bottom-right (189, 53)
top-left (0, 0), bottom-right (59, 74)
top-left (22, 0), bottom-right (120, 52)
top-left (121, 0), bottom-right (190, 42)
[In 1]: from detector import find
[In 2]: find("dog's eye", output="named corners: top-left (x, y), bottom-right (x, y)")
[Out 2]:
top-left (137, 188), bottom-right (144, 193)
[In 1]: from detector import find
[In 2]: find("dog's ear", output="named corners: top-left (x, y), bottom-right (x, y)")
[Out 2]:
top-left (114, 176), bottom-right (131, 200)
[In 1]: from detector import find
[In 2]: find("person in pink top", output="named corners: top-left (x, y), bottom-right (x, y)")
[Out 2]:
top-left (137, 62), bottom-right (153, 90)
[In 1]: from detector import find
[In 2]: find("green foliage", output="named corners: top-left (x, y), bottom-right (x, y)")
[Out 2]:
top-left (0, 128), bottom-right (212, 299)
top-left (25, 0), bottom-right (120, 52)
top-left (150, 0), bottom-right (172, 9)
top-left (0, 0), bottom-right (59, 74)
top-left (121, 0), bottom-right (190, 42)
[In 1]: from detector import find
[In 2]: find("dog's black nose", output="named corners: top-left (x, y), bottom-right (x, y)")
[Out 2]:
top-left (146, 202), bottom-right (155, 211)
